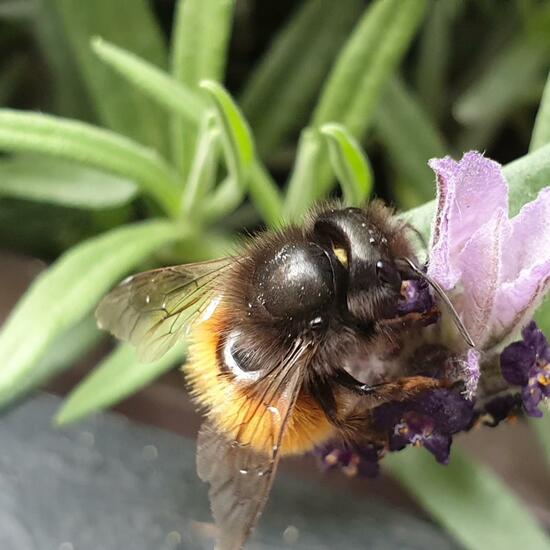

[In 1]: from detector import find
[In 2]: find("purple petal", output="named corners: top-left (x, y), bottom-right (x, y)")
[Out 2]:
top-left (423, 433), bottom-right (452, 464)
top-left (500, 341), bottom-right (533, 386)
top-left (428, 152), bottom-right (508, 291)
top-left (522, 321), bottom-right (550, 360)
top-left (500, 188), bottom-right (550, 281)
top-left (492, 188), bottom-right (550, 338)
top-left (522, 385), bottom-right (544, 417)
top-left (454, 210), bottom-right (506, 346)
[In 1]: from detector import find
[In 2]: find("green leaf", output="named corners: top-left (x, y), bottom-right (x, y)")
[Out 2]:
top-left (320, 123), bottom-right (373, 207)
top-left (31, 0), bottom-right (92, 119)
top-left (387, 449), bottom-right (550, 550)
top-left (91, 37), bottom-right (206, 126)
top-left (312, 0), bottom-right (427, 132)
top-left (0, 110), bottom-right (180, 216)
top-left (170, 0), bottom-right (235, 175)
top-left (240, 0), bottom-right (363, 158)
top-left (0, 219), bottom-right (183, 404)
top-left (182, 114), bottom-right (220, 214)
top-left (455, 38), bottom-right (547, 128)
top-left (248, 161), bottom-right (284, 228)
top-left (0, 317), bottom-right (102, 409)
top-left (201, 161), bottom-right (284, 228)
top-left (375, 76), bottom-right (447, 208)
top-left (454, 37), bottom-right (548, 151)
top-left (49, 0), bottom-right (169, 153)
top-left (0, 156), bottom-right (137, 209)
top-left (294, 0), bottom-right (427, 201)
top-left (200, 176), bottom-right (243, 224)
top-left (55, 343), bottom-right (184, 425)
top-left (200, 80), bottom-right (254, 190)
top-left (414, 0), bottom-right (461, 120)
top-left (0, 0), bottom-right (34, 20)
top-left (284, 129), bottom-right (322, 222)
top-left (530, 70), bottom-right (550, 151)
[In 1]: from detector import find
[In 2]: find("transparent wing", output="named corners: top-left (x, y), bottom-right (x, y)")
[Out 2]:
top-left (197, 338), bottom-right (315, 550)
top-left (96, 257), bottom-right (233, 361)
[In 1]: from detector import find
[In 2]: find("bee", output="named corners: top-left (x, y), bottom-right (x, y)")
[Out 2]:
top-left (96, 202), bottom-right (473, 550)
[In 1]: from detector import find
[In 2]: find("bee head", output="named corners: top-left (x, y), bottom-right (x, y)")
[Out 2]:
top-left (312, 206), bottom-right (405, 325)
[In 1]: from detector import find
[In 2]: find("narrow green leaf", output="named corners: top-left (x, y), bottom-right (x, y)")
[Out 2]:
top-left (312, 0), bottom-right (427, 132)
top-left (201, 160), bottom-right (283, 228)
top-left (414, 0), bottom-right (461, 120)
top-left (320, 123), bottom-right (373, 206)
top-left (0, 317), bottom-right (102, 409)
top-left (294, 0), bottom-right (427, 200)
top-left (375, 76), bottom-right (447, 208)
top-left (49, 0), bottom-right (169, 153)
top-left (248, 161), bottom-right (284, 228)
top-left (455, 38), bottom-right (547, 128)
top-left (182, 114), bottom-right (220, 214)
top-left (387, 449), bottom-right (550, 550)
top-left (284, 129), bottom-right (322, 222)
top-left (170, 0), bottom-right (235, 175)
top-left (240, 0), bottom-right (363, 157)
top-left (455, 36), bottom-right (547, 152)
top-left (32, 0), bottom-right (92, 119)
top-left (200, 80), bottom-right (254, 190)
top-left (0, 219), bottom-right (183, 403)
top-left (0, 110), bottom-right (180, 216)
top-left (200, 176), bottom-right (243, 224)
top-left (55, 343), bottom-right (184, 425)
top-left (92, 37), bottom-right (206, 126)
top-left (0, 156), bottom-right (137, 209)
top-left (530, 70), bottom-right (550, 151)
top-left (0, 0), bottom-right (34, 19)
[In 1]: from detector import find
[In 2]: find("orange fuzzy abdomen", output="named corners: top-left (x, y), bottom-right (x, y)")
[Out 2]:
top-left (184, 306), bottom-right (335, 456)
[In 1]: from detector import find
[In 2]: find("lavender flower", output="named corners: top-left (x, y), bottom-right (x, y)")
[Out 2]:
top-left (500, 321), bottom-right (550, 417)
top-left (316, 444), bottom-right (382, 478)
top-left (319, 151), bottom-right (550, 477)
top-left (374, 389), bottom-right (474, 464)
top-left (428, 152), bottom-right (550, 394)
top-left (428, 152), bottom-right (550, 347)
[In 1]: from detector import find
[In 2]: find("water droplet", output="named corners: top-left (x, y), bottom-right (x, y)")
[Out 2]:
top-left (239, 468), bottom-right (248, 475)
top-left (145, 295), bottom-right (150, 304)
top-left (282, 525), bottom-right (300, 545)
top-left (369, 237), bottom-right (376, 244)
top-left (166, 531), bottom-right (182, 545)
top-left (142, 445), bottom-right (158, 461)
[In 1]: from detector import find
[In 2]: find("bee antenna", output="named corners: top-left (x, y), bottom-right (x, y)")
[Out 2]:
top-left (398, 257), bottom-right (475, 348)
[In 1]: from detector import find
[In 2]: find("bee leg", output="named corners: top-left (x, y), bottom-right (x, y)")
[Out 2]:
top-left (312, 377), bottom-right (341, 425)
top-left (333, 369), bottom-right (382, 396)
top-left (335, 370), bottom-right (447, 404)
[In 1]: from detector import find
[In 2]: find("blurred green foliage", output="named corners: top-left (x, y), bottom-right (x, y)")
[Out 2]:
top-left (1, 1), bottom-right (550, 547)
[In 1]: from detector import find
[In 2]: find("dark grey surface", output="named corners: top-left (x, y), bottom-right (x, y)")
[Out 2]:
top-left (0, 394), bottom-right (458, 550)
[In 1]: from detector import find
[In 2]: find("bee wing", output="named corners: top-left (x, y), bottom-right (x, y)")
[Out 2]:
top-left (197, 338), bottom-right (314, 550)
top-left (95, 257), bottom-right (234, 362)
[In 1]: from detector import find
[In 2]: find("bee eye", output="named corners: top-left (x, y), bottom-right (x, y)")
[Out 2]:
top-left (376, 260), bottom-right (401, 290)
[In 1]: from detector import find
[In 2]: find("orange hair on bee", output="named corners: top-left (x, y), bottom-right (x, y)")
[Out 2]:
top-left (184, 303), bottom-right (335, 456)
